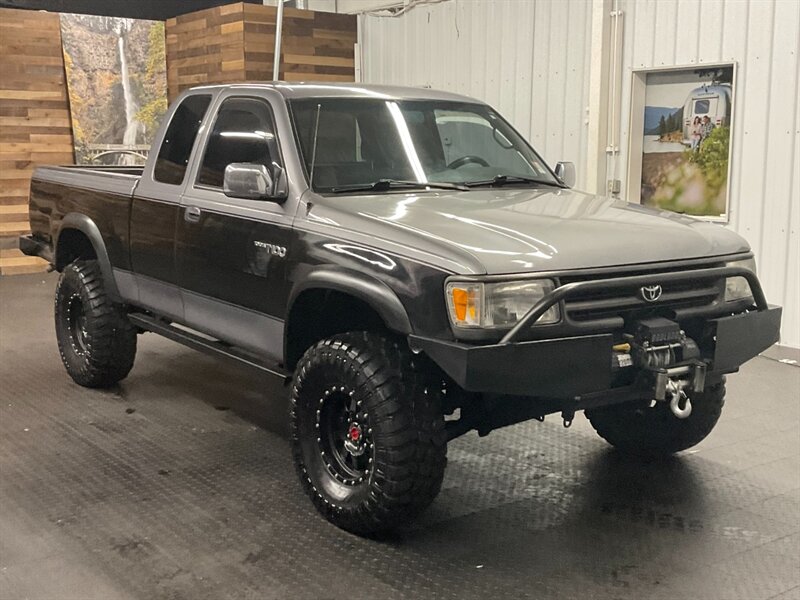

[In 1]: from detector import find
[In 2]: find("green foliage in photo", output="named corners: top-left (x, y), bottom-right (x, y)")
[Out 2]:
top-left (689, 126), bottom-right (730, 201)
top-left (135, 21), bottom-right (168, 141)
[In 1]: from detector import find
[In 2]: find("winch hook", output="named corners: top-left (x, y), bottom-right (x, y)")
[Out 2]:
top-left (668, 388), bottom-right (692, 419)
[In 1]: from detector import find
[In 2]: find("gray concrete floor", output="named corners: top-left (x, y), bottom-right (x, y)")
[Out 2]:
top-left (1, 272), bottom-right (799, 600)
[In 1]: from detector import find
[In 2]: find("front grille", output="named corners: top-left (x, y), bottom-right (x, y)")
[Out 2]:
top-left (559, 264), bottom-right (724, 325)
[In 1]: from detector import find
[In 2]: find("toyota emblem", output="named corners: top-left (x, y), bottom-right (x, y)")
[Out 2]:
top-left (640, 284), bottom-right (663, 302)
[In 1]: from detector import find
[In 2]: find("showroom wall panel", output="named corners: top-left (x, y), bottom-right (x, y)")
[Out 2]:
top-left (614, 0), bottom-right (800, 348)
top-left (166, 2), bottom-right (356, 100)
top-left (165, 3), bottom-right (250, 100)
top-left (359, 0), bottom-right (799, 348)
top-left (0, 7), bottom-right (73, 274)
top-left (242, 3), bottom-right (356, 83)
top-left (359, 0), bottom-right (593, 190)
top-left (0, 0), bottom-right (263, 19)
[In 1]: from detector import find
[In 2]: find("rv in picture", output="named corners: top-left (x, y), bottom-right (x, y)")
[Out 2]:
top-left (682, 83), bottom-right (732, 145)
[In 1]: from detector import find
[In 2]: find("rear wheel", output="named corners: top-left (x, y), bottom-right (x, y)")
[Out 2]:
top-left (585, 379), bottom-right (725, 456)
top-left (290, 331), bottom-right (447, 535)
top-left (55, 259), bottom-right (137, 388)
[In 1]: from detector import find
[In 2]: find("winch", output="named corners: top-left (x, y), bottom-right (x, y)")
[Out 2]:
top-left (613, 317), bottom-right (706, 418)
top-left (628, 316), bottom-right (701, 369)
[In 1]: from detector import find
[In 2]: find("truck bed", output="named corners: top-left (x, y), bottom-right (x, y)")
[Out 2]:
top-left (26, 164), bottom-right (143, 272)
top-left (33, 164), bottom-right (144, 181)
top-left (61, 165), bottom-right (145, 176)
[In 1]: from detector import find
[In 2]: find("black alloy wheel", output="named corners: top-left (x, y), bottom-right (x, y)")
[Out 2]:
top-left (316, 385), bottom-right (372, 486)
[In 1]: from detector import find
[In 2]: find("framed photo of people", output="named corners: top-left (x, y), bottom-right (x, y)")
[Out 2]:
top-left (626, 63), bottom-right (736, 222)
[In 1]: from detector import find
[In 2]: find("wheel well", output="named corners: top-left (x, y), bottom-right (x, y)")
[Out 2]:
top-left (55, 229), bottom-right (96, 271)
top-left (285, 289), bottom-right (389, 369)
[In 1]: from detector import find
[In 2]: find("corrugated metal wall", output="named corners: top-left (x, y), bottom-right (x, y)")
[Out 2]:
top-left (615, 0), bottom-right (800, 348)
top-left (360, 0), bottom-right (799, 347)
top-left (359, 0), bottom-right (593, 189)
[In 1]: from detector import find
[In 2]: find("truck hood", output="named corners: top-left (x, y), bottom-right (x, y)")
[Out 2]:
top-left (309, 188), bottom-right (750, 274)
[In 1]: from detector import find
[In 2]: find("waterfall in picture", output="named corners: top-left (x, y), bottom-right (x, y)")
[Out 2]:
top-left (118, 32), bottom-right (139, 165)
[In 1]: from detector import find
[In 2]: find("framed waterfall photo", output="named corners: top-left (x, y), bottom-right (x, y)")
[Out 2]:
top-left (626, 63), bottom-right (736, 222)
top-left (59, 14), bottom-right (168, 165)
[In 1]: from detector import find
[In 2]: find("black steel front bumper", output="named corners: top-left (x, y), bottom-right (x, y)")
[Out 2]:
top-left (411, 266), bottom-right (782, 398)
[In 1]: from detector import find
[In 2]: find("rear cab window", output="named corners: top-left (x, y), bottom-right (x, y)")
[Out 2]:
top-left (154, 94), bottom-right (212, 185)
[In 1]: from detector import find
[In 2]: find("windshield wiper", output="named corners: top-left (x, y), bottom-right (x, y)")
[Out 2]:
top-left (329, 179), bottom-right (469, 194)
top-left (464, 174), bottom-right (563, 188)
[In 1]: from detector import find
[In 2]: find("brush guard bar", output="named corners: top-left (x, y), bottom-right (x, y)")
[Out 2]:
top-left (499, 265), bottom-right (767, 345)
top-left (411, 266), bottom-right (780, 399)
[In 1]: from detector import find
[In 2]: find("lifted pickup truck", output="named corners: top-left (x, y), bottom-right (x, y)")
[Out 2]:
top-left (21, 83), bottom-right (781, 535)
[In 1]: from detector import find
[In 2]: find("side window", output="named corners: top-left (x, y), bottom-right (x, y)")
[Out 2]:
top-left (197, 97), bottom-right (279, 188)
top-left (154, 94), bottom-right (211, 185)
top-left (292, 100), bottom-right (414, 188)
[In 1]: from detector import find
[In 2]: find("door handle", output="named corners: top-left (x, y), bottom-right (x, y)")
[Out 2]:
top-left (184, 206), bottom-right (201, 223)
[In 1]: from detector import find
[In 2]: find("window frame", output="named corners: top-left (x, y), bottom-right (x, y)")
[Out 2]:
top-left (192, 95), bottom-right (286, 193)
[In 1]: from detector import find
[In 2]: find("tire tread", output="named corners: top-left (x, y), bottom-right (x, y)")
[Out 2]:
top-left (55, 260), bottom-right (137, 388)
top-left (586, 380), bottom-right (726, 456)
top-left (290, 331), bottom-right (447, 534)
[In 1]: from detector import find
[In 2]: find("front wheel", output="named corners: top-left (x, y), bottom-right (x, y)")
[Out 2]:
top-left (585, 379), bottom-right (726, 457)
top-left (290, 332), bottom-right (447, 535)
top-left (55, 259), bottom-right (137, 388)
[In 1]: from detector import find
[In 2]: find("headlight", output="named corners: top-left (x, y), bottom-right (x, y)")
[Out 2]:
top-left (445, 279), bottom-right (560, 328)
top-left (724, 257), bottom-right (756, 302)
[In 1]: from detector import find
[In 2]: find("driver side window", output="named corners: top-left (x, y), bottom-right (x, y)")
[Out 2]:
top-left (197, 97), bottom-right (279, 188)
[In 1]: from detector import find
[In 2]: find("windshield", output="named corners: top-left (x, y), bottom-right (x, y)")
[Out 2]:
top-left (288, 98), bottom-right (559, 193)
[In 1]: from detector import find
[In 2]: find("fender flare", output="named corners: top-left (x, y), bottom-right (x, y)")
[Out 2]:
top-left (56, 212), bottom-right (121, 300)
top-left (288, 266), bottom-right (414, 335)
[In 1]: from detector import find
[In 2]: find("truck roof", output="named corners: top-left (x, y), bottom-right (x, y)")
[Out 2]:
top-left (185, 82), bottom-right (481, 103)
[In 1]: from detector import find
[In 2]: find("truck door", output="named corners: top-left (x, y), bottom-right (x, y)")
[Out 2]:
top-left (175, 94), bottom-right (294, 361)
top-left (130, 93), bottom-right (212, 320)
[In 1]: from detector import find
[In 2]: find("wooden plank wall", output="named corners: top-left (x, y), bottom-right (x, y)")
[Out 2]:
top-left (166, 2), bottom-right (356, 101)
top-left (165, 3), bottom-right (248, 102)
top-left (0, 7), bottom-right (74, 275)
top-left (243, 3), bottom-right (357, 83)
top-left (0, 2), bottom-right (355, 276)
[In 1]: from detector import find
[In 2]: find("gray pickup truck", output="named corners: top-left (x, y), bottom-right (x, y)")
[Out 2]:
top-left (21, 83), bottom-right (781, 535)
